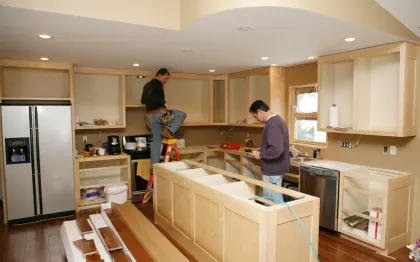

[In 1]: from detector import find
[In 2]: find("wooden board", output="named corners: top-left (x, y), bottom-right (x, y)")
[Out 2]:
top-left (104, 208), bottom-right (153, 261)
top-left (75, 218), bottom-right (94, 235)
top-left (86, 255), bottom-right (104, 262)
top-left (72, 239), bottom-right (99, 256)
top-left (112, 202), bottom-right (189, 262)
top-left (110, 250), bottom-right (131, 262)
top-left (98, 227), bottom-right (123, 252)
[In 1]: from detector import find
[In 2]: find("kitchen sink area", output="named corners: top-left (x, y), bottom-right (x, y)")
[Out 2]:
top-left (290, 156), bottom-right (313, 163)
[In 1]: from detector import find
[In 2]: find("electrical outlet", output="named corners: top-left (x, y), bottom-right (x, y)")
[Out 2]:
top-left (340, 141), bottom-right (352, 148)
top-left (83, 136), bottom-right (88, 143)
top-left (390, 145), bottom-right (397, 155)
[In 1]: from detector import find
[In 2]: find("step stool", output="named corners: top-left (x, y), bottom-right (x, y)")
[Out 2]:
top-left (142, 138), bottom-right (181, 204)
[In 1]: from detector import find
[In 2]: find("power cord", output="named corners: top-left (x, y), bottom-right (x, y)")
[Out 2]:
top-left (249, 196), bottom-right (320, 262)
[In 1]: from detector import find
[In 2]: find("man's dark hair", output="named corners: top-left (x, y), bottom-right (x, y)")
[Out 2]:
top-left (249, 100), bottom-right (270, 113)
top-left (156, 68), bottom-right (170, 77)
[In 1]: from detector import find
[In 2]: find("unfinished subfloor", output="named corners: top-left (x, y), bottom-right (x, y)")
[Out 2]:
top-left (0, 201), bottom-right (413, 262)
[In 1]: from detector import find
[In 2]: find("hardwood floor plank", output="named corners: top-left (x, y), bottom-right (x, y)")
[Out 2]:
top-left (73, 239), bottom-right (99, 256)
top-left (0, 201), bottom-right (413, 262)
top-left (97, 227), bottom-right (122, 251)
top-left (76, 218), bottom-right (94, 235)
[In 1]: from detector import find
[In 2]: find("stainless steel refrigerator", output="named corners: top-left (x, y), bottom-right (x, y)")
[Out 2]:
top-left (1, 101), bottom-right (75, 224)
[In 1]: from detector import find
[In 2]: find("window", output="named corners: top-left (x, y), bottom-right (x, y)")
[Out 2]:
top-left (289, 84), bottom-right (326, 145)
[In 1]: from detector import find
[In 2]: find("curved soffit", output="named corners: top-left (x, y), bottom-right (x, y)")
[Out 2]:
top-left (1, 0), bottom-right (419, 42)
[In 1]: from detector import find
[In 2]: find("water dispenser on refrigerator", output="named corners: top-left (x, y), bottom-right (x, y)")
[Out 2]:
top-left (5, 137), bottom-right (30, 164)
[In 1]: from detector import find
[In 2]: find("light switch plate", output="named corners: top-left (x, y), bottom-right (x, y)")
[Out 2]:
top-left (390, 145), bottom-right (397, 155)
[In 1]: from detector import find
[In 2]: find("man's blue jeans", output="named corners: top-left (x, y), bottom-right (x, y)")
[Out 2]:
top-left (262, 174), bottom-right (284, 203)
top-left (147, 109), bottom-right (187, 168)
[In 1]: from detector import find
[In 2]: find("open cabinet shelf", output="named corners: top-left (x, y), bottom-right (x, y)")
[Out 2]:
top-left (338, 166), bottom-right (414, 256)
top-left (0, 62), bottom-right (73, 101)
top-left (125, 75), bottom-right (151, 108)
top-left (164, 78), bottom-right (210, 124)
top-left (212, 77), bottom-right (228, 124)
top-left (318, 42), bottom-right (420, 137)
top-left (74, 73), bottom-right (125, 130)
top-left (75, 153), bottom-right (131, 211)
top-left (228, 66), bottom-right (286, 126)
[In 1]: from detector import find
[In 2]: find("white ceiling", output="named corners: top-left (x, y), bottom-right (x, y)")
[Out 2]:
top-left (376, 0), bottom-right (420, 38)
top-left (0, 5), bottom-right (409, 74)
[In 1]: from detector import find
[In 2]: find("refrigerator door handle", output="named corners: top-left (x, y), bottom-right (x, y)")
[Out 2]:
top-left (34, 106), bottom-right (43, 215)
top-left (29, 107), bottom-right (37, 215)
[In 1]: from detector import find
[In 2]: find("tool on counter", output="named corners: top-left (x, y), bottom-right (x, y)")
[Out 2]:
top-left (245, 134), bottom-right (254, 152)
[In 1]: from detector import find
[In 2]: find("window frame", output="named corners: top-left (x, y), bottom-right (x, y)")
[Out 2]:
top-left (288, 83), bottom-right (327, 147)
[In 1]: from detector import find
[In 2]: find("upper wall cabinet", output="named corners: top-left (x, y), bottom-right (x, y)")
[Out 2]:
top-left (164, 76), bottom-right (210, 125)
top-left (318, 42), bottom-right (420, 137)
top-left (0, 60), bottom-right (73, 101)
top-left (125, 75), bottom-right (150, 108)
top-left (211, 76), bottom-right (228, 125)
top-left (228, 66), bottom-right (286, 127)
top-left (74, 70), bottom-right (125, 130)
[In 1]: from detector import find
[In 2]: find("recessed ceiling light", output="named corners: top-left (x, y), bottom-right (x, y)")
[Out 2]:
top-left (209, 69), bottom-right (215, 72)
top-left (38, 34), bottom-right (51, 39)
top-left (344, 37), bottom-right (356, 42)
top-left (40, 57), bottom-right (49, 61)
top-left (261, 57), bottom-right (269, 60)
top-left (182, 49), bottom-right (193, 53)
top-left (271, 64), bottom-right (276, 66)
top-left (308, 56), bottom-right (316, 60)
top-left (238, 25), bottom-right (252, 31)
top-left (133, 63), bottom-right (140, 67)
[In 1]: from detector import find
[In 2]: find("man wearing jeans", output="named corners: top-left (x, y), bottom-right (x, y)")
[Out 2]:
top-left (141, 68), bottom-right (187, 169)
top-left (249, 100), bottom-right (290, 203)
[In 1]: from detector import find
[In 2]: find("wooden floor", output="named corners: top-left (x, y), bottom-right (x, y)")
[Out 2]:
top-left (0, 201), bottom-right (413, 262)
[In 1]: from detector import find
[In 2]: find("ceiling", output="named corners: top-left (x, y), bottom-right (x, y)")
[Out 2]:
top-left (376, 0), bottom-right (420, 38)
top-left (0, 4), bottom-right (413, 74)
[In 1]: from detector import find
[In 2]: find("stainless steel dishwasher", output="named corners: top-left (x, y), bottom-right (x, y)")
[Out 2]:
top-left (299, 164), bottom-right (340, 231)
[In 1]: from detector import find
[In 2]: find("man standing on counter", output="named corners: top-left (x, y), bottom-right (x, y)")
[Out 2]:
top-left (249, 100), bottom-right (290, 202)
top-left (141, 68), bottom-right (187, 169)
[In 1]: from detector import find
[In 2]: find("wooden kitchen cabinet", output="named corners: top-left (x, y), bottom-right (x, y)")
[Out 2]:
top-left (227, 66), bottom-right (286, 127)
top-left (125, 75), bottom-right (150, 108)
top-left (153, 160), bottom-right (320, 262)
top-left (0, 59), bottom-right (73, 101)
top-left (74, 68), bottom-right (125, 130)
top-left (164, 76), bottom-right (211, 125)
top-left (74, 153), bottom-right (131, 211)
top-left (211, 76), bottom-right (228, 124)
top-left (338, 166), bottom-right (414, 256)
top-left (318, 42), bottom-right (420, 137)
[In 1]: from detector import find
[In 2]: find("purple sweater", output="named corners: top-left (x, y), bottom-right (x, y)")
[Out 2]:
top-left (260, 115), bottom-right (290, 176)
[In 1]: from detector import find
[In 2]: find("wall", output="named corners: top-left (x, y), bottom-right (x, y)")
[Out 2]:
top-left (227, 62), bottom-right (420, 243)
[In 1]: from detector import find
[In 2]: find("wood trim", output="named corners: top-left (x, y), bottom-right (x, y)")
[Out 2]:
top-left (209, 78), bottom-right (214, 124)
top-left (224, 78), bottom-right (229, 124)
top-left (120, 75), bottom-right (126, 127)
top-left (318, 42), bottom-right (403, 63)
top-left (0, 67), bottom-right (4, 99)
top-left (0, 59), bottom-right (73, 70)
top-left (0, 107), bottom-right (7, 224)
top-left (229, 66), bottom-right (269, 78)
top-left (74, 66), bottom-right (210, 80)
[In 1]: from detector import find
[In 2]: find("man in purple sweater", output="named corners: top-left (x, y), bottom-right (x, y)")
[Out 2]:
top-left (249, 100), bottom-right (290, 202)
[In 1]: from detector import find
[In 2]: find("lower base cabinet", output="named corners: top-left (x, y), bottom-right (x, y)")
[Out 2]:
top-left (153, 160), bottom-right (320, 262)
